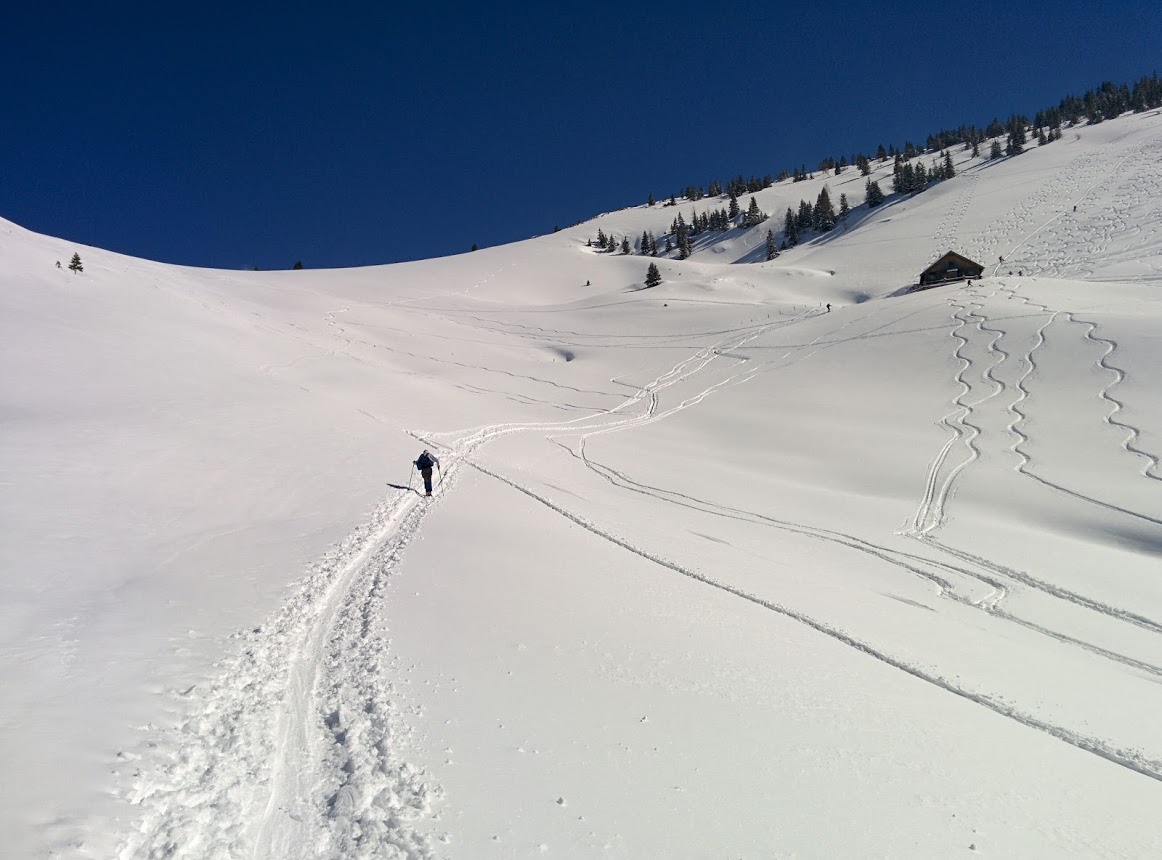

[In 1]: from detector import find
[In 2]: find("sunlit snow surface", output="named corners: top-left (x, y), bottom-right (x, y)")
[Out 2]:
top-left (3, 111), bottom-right (1162, 859)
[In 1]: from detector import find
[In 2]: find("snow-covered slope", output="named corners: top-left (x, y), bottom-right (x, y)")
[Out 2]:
top-left (2, 110), bottom-right (1161, 859)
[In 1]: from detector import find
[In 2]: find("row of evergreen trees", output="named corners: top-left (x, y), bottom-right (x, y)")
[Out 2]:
top-left (643, 73), bottom-right (1160, 213)
top-left (590, 195), bottom-right (768, 259)
top-left (892, 150), bottom-right (956, 194)
top-left (600, 116), bottom-right (1030, 259)
top-left (591, 72), bottom-right (1161, 264)
top-left (781, 188), bottom-right (850, 248)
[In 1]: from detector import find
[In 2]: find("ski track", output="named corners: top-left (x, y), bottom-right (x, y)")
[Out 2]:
top-left (1069, 312), bottom-right (1161, 481)
top-left (114, 140), bottom-right (1162, 852)
top-left (1005, 135), bottom-right (1162, 282)
top-left (461, 294), bottom-right (1162, 780)
top-left (461, 455), bottom-right (1162, 786)
top-left (118, 494), bottom-right (443, 860)
top-left (116, 307), bottom-right (824, 858)
top-left (997, 286), bottom-right (1162, 521)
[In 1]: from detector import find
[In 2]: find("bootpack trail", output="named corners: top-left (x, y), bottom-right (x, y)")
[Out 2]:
top-left (115, 307), bottom-right (814, 859)
top-left (116, 289), bottom-right (1162, 859)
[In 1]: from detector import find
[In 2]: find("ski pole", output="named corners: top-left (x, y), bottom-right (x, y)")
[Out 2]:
top-left (408, 463), bottom-right (415, 489)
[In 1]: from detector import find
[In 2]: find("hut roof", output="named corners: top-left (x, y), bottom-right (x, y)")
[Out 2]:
top-left (921, 251), bottom-right (984, 277)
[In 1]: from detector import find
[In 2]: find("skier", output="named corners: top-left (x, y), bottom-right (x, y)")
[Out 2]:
top-left (826, 303), bottom-right (832, 313)
top-left (414, 449), bottom-right (440, 496)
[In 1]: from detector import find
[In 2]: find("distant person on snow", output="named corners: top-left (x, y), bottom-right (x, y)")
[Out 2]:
top-left (415, 449), bottom-right (440, 496)
top-left (826, 303), bottom-right (832, 313)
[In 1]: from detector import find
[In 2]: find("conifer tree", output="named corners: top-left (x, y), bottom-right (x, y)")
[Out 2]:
top-left (641, 230), bottom-right (651, 254)
top-left (838, 193), bottom-right (850, 223)
top-left (645, 262), bottom-right (662, 287)
top-left (647, 193), bottom-right (655, 206)
top-left (943, 151), bottom-right (955, 178)
top-left (675, 218), bottom-right (692, 259)
top-left (621, 236), bottom-right (631, 254)
top-left (796, 199), bottom-right (813, 231)
top-left (865, 179), bottom-right (885, 208)
top-left (471, 243), bottom-right (479, 252)
top-left (990, 139), bottom-right (1004, 159)
top-left (68, 252), bottom-right (83, 273)
top-left (765, 229), bottom-right (778, 261)
top-left (783, 207), bottom-right (798, 247)
top-left (728, 194), bottom-right (740, 221)
top-left (813, 187), bottom-right (836, 232)
top-left (744, 196), bottom-right (765, 228)
top-left (293, 260), bottom-right (304, 270)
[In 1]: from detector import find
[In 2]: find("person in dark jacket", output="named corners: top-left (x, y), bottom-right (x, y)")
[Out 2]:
top-left (415, 449), bottom-right (440, 496)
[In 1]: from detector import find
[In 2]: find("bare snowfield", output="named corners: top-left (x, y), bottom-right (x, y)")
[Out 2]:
top-left (2, 111), bottom-right (1161, 858)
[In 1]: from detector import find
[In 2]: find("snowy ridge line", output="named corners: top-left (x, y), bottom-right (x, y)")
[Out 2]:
top-left (463, 456), bottom-right (1162, 785)
top-left (1068, 312), bottom-right (1161, 481)
top-left (116, 492), bottom-right (436, 859)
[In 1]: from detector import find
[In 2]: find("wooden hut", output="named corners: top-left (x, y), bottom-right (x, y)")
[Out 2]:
top-left (918, 251), bottom-right (984, 287)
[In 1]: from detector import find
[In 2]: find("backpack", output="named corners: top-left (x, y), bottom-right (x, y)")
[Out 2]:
top-left (415, 453), bottom-right (432, 470)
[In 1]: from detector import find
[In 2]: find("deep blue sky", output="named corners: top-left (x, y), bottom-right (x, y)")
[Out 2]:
top-left (2, 1), bottom-right (1159, 269)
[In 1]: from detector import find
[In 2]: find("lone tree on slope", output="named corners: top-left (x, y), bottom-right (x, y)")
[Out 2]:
top-left (645, 262), bottom-right (662, 287)
top-left (68, 252), bottom-right (83, 273)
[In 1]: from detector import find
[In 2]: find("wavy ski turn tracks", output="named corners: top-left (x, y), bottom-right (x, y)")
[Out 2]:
top-left (118, 292), bottom-right (1162, 859)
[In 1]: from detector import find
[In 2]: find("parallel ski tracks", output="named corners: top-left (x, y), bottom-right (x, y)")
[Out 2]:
top-left (444, 294), bottom-right (1162, 784)
top-left (119, 277), bottom-right (1162, 859)
top-left (462, 454), bottom-right (1162, 785)
top-left (117, 310), bottom-right (821, 858)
